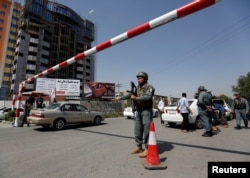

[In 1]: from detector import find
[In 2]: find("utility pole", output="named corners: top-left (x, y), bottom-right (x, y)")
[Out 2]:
top-left (116, 83), bottom-right (122, 97)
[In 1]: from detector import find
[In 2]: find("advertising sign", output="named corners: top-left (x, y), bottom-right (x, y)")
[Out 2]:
top-left (56, 79), bottom-right (80, 96)
top-left (36, 78), bottom-right (56, 92)
top-left (84, 82), bottom-right (115, 98)
top-left (36, 78), bottom-right (80, 96)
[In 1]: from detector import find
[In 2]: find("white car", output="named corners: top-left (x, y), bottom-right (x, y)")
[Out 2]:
top-left (0, 107), bottom-right (24, 121)
top-left (162, 99), bottom-right (203, 129)
top-left (212, 99), bottom-right (233, 120)
top-left (123, 107), bottom-right (159, 119)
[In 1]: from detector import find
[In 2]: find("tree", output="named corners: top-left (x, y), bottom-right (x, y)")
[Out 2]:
top-left (232, 72), bottom-right (250, 101)
top-left (214, 94), bottom-right (233, 104)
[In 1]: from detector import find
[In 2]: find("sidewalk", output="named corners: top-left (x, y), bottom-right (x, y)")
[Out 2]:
top-left (0, 121), bottom-right (13, 128)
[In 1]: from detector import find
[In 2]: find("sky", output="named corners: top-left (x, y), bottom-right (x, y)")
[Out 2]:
top-left (19, 0), bottom-right (250, 98)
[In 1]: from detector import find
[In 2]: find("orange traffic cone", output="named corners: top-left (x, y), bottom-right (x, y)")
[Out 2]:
top-left (142, 121), bottom-right (167, 170)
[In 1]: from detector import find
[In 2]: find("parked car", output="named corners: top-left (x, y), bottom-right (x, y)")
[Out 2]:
top-left (212, 99), bottom-right (233, 120)
top-left (123, 107), bottom-right (158, 119)
top-left (27, 102), bottom-right (104, 130)
top-left (0, 107), bottom-right (24, 121)
top-left (162, 99), bottom-right (203, 129)
top-left (162, 98), bottom-right (234, 129)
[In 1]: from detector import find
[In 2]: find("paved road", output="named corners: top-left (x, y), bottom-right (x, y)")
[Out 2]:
top-left (0, 118), bottom-right (249, 178)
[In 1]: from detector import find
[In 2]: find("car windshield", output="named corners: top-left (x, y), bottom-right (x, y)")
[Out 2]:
top-left (168, 101), bottom-right (178, 107)
top-left (46, 103), bottom-right (61, 109)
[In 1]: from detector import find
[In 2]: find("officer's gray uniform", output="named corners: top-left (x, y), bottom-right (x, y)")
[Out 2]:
top-left (120, 83), bottom-right (155, 148)
top-left (197, 90), bottom-right (212, 132)
top-left (232, 97), bottom-right (249, 128)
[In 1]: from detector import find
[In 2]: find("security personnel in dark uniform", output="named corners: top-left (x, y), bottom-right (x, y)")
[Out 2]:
top-left (231, 92), bottom-right (249, 129)
top-left (116, 72), bottom-right (155, 158)
top-left (197, 86), bottom-right (213, 137)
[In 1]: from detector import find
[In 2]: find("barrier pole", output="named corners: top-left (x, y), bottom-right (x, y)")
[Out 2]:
top-left (12, 94), bottom-right (16, 111)
top-left (15, 0), bottom-right (222, 125)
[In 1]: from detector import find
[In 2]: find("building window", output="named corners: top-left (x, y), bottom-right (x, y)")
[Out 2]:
top-left (2, 3), bottom-right (7, 8)
top-left (2, 81), bottom-right (10, 86)
top-left (4, 72), bottom-right (12, 77)
top-left (0, 11), bottom-right (6, 16)
top-left (5, 64), bottom-right (12, 68)
top-left (32, 3), bottom-right (42, 16)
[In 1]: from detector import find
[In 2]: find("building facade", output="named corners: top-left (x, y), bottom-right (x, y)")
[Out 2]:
top-left (5, 0), bottom-right (95, 99)
top-left (0, 0), bottom-right (22, 100)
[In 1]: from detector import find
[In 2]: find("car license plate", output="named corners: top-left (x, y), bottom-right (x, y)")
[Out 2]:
top-left (169, 111), bottom-right (176, 114)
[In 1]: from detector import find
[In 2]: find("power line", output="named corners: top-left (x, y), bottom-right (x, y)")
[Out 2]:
top-left (151, 14), bottom-right (250, 77)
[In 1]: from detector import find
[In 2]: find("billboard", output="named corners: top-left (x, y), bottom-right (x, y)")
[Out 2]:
top-left (56, 79), bottom-right (80, 96)
top-left (36, 78), bottom-right (56, 93)
top-left (36, 78), bottom-right (80, 96)
top-left (84, 82), bottom-right (115, 99)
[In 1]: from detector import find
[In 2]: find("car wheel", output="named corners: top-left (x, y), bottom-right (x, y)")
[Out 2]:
top-left (94, 116), bottom-right (101, 125)
top-left (195, 117), bottom-right (203, 129)
top-left (228, 113), bottom-right (234, 120)
top-left (53, 118), bottom-right (66, 130)
top-left (168, 122), bottom-right (176, 127)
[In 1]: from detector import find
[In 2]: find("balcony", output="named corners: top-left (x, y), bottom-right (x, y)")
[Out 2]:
top-left (27, 55), bottom-right (37, 62)
top-left (28, 46), bottom-right (38, 53)
top-left (30, 38), bottom-right (39, 44)
top-left (76, 74), bottom-right (83, 79)
top-left (26, 64), bottom-right (36, 70)
top-left (26, 74), bottom-right (34, 79)
top-left (25, 83), bottom-right (34, 90)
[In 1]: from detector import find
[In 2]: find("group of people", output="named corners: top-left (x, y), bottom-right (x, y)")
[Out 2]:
top-left (20, 94), bottom-right (44, 127)
top-left (197, 86), bottom-right (249, 137)
top-left (115, 71), bottom-right (249, 158)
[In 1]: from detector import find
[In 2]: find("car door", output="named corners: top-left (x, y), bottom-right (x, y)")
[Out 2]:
top-left (75, 104), bottom-right (92, 122)
top-left (61, 104), bottom-right (79, 123)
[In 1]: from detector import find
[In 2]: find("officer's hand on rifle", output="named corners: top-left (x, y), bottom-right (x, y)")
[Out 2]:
top-left (131, 94), bottom-right (136, 100)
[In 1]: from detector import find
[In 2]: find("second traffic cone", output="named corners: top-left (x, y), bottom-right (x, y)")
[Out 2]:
top-left (142, 121), bottom-right (167, 170)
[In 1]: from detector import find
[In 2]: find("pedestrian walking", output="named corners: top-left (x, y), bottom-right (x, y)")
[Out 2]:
top-left (158, 96), bottom-right (165, 125)
top-left (177, 93), bottom-right (193, 133)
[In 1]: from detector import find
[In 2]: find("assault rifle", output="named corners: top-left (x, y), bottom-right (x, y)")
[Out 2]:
top-left (127, 81), bottom-right (137, 113)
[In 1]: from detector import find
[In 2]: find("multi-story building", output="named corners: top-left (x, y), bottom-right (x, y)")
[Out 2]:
top-left (0, 0), bottom-right (22, 100)
top-left (10, 0), bottom-right (95, 98)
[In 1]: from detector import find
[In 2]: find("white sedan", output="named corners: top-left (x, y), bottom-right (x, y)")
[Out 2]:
top-left (123, 107), bottom-right (159, 119)
top-left (0, 107), bottom-right (24, 121)
top-left (162, 99), bottom-right (203, 129)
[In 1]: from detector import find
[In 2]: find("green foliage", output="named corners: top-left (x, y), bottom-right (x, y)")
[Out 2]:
top-left (213, 94), bottom-right (233, 104)
top-left (4, 111), bottom-right (15, 122)
top-left (232, 72), bottom-right (250, 101)
top-left (103, 112), bottom-right (123, 118)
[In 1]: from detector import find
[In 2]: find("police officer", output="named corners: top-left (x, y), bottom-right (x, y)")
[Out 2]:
top-left (197, 86), bottom-right (213, 137)
top-left (116, 72), bottom-right (155, 158)
top-left (231, 92), bottom-right (249, 129)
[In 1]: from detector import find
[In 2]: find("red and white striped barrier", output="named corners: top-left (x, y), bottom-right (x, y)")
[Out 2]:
top-left (14, 0), bottom-right (222, 126)
top-left (11, 94), bottom-right (16, 111)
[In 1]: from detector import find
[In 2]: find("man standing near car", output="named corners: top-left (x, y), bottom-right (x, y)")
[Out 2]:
top-left (158, 96), bottom-right (165, 125)
top-left (116, 72), bottom-right (155, 158)
top-left (177, 93), bottom-right (193, 133)
top-left (231, 92), bottom-right (249, 129)
top-left (197, 86), bottom-right (213, 137)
